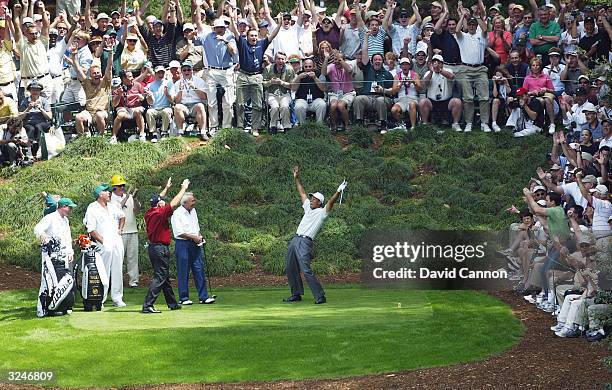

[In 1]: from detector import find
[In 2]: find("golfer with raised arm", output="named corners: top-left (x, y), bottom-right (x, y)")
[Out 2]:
top-left (284, 166), bottom-right (347, 304)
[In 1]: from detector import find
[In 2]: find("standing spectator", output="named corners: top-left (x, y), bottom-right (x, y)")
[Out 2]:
top-left (142, 178), bottom-right (191, 314)
top-left (139, 6), bottom-right (178, 67)
top-left (145, 66), bottom-right (175, 140)
top-left (522, 57), bottom-right (556, 134)
top-left (388, 1), bottom-right (422, 57)
top-left (0, 11), bottom-right (17, 100)
top-left (578, 16), bottom-right (610, 69)
top-left (19, 81), bottom-right (51, 157)
top-left (324, 50), bottom-right (355, 132)
top-left (110, 70), bottom-right (147, 144)
top-left (293, 57), bottom-right (327, 127)
top-left (173, 61), bottom-right (208, 140)
top-left (488, 16), bottom-right (512, 63)
top-left (355, 0), bottom-right (390, 59)
top-left (110, 175), bottom-right (141, 289)
top-left (310, 0), bottom-right (343, 50)
top-left (431, 10), bottom-right (462, 85)
top-left (559, 14), bottom-right (578, 55)
top-left (83, 184), bottom-right (126, 307)
top-left (229, 12), bottom-right (281, 136)
top-left (455, 13), bottom-right (491, 133)
top-left (171, 192), bottom-right (216, 305)
top-left (120, 31), bottom-right (148, 77)
top-left (513, 12), bottom-right (533, 55)
top-left (63, 31), bottom-right (93, 109)
top-left (418, 54), bottom-right (462, 131)
top-left (199, 19), bottom-right (236, 133)
top-left (72, 47), bottom-right (113, 136)
top-left (283, 166), bottom-right (346, 305)
top-left (390, 57), bottom-right (421, 131)
top-left (353, 31), bottom-right (394, 132)
top-left (264, 2), bottom-right (304, 58)
top-left (339, 3), bottom-right (361, 60)
top-left (175, 23), bottom-right (203, 77)
top-left (263, 52), bottom-right (294, 133)
top-left (528, 6), bottom-right (560, 66)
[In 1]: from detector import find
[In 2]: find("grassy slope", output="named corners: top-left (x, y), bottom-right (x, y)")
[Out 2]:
top-left (0, 124), bottom-right (550, 275)
top-left (0, 286), bottom-right (522, 387)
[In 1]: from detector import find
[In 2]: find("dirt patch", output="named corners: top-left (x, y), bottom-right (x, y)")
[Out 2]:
top-left (1, 262), bottom-right (609, 389)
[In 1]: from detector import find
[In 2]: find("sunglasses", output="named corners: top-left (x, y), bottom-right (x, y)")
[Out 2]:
top-left (181, 68), bottom-right (192, 72)
top-left (283, 17), bottom-right (291, 21)
top-left (127, 39), bottom-right (137, 42)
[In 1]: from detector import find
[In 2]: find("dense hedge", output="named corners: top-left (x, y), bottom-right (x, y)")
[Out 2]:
top-left (0, 123), bottom-right (549, 275)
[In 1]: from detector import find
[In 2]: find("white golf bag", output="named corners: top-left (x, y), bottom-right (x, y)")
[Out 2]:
top-left (39, 238), bottom-right (75, 317)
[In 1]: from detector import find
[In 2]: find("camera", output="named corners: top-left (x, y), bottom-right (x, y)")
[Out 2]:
top-left (508, 100), bottom-right (519, 109)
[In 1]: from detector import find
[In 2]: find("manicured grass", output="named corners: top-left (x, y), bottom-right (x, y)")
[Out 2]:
top-left (0, 286), bottom-right (522, 388)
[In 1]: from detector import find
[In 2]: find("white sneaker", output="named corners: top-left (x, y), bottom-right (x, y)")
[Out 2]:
top-left (84, 131), bottom-right (92, 138)
top-left (180, 299), bottom-right (193, 305)
top-left (200, 297), bottom-right (216, 304)
top-left (481, 123), bottom-right (491, 133)
top-left (113, 300), bottom-right (127, 307)
top-left (548, 123), bottom-right (556, 134)
top-left (139, 134), bottom-right (147, 142)
top-left (109, 136), bottom-right (118, 145)
top-left (451, 123), bottom-right (462, 132)
top-left (463, 123), bottom-right (472, 133)
top-left (393, 123), bottom-right (407, 131)
top-left (551, 322), bottom-right (565, 332)
top-left (523, 294), bottom-right (536, 304)
top-left (513, 127), bottom-right (539, 137)
top-left (492, 122), bottom-right (501, 132)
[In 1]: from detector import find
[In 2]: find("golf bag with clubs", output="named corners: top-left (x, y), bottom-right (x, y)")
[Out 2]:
top-left (38, 238), bottom-right (75, 317)
top-left (74, 234), bottom-right (108, 311)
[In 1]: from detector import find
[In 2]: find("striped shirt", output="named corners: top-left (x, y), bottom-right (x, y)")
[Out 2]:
top-left (140, 23), bottom-right (177, 67)
top-left (358, 26), bottom-right (388, 59)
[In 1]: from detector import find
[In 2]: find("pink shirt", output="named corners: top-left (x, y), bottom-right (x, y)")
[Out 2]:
top-left (326, 63), bottom-right (354, 93)
top-left (487, 31), bottom-right (512, 64)
top-left (522, 73), bottom-right (554, 93)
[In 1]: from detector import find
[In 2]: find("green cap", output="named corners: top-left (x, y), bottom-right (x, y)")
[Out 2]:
top-left (93, 184), bottom-right (112, 198)
top-left (58, 198), bottom-right (77, 208)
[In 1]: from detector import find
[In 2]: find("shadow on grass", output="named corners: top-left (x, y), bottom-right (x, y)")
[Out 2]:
top-left (0, 306), bottom-right (37, 321)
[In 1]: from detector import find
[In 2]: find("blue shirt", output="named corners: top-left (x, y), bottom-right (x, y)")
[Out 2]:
top-left (69, 46), bottom-right (93, 78)
top-left (201, 32), bottom-right (234, 68)
top-left (148, 79), bottom-right (174, 109)
top-left (513, 26), bottom-right (532, 51)
top-left (237, 36), bottom-right (270, 74)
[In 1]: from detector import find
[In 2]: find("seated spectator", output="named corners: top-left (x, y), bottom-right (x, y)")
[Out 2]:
top-left (0, 90), bottom-right (19, 128)
top-left (0, 117), bottom-right (29, 166)
top-left (543, 47), bottom-right (565, 97)
top-left (324, 51), bottom-right (355, 132)
top-left (120, 31), bottom-right (148, 77)
top-left (145, 66), bottom-right (175, 141)
top-left (292, 58), bottom-right (327, 128)
top-left (418, 54), bottom-right (462, 131)
top-left (19, 81), bottom-right (51, 157)
top-left (505, 51), bottom-right (529, 93)
top-left (522, 57), bottom-right (556, 134)
top-left (491, 66), bottom-right (512, 132)
top-left (110, 70), bottom-right (147, 144)
top-left (582, 106), bottom-right (603, 141)
top-left (353, 31), bottom-right (394, 132)
top-left (263, 52), bottom-right (294, 133)
top-left (390, 57), bottom-right (421, 131)
top-left (508, 87), bottom-right (545, 137)
top-left (72, 47), bottom-right (114, 137)
top-left (563, 89), bottom-right (592, 134)
top-left (173, 61), bottom-right (208, 140)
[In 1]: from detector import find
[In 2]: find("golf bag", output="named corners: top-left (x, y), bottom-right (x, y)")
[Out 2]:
top-left (75, 235), bottom-right (108, 311)
top-left (39, 238), bottom-right (75, 317)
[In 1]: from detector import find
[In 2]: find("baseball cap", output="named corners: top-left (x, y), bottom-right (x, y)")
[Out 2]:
top-left (399, 8), bottom-right (409, 17)
top-left (33, 14), bottom-right (43, 22)
top-left (578, 75), bottom-right (590, 82)
top-left (308, 192), bottom-right (325, 204)
top-left (182, 61), bottom-right (193, 68)
top-left (143, 61), bottom-right (153, 69)
top-left (581, 152), bottom-right (593, 162)
top-left (58, 198), bottom-right (77, 208)
top-left (150, 194), bottom-right (167, 207)
top-left (183, 22), bottom-right (195, 31)
top-left (111, 10), bottom-right (121, 17)
top-left (49, 28), bottom-right (59, 36)
top-left (536, 199), bottom-right (548, 207)
top-left (399, 57), bottom-right (410, 64)
top-left (515, 87), bottom-right (528, 96)
top-left (467, 17), bottom-right (478, 25)
top-left (93, 184), bottom-right (112, 198)
top-left (548, 47), bottom-right (561, 55)
top-left (584, 16), bottom-right (595, 23)
top-left (238, 18), bottom-right (249, 25)
top-left (96, 12), bottom-right (110, 21)
top-left (582, 175), bottom-right (598, 184)
top-left (152, 19), bottom-right (164, 25)
top-left (423, 22), bottom-right (435, 29)
top-left (213, 19), bottom-right (226, 28)
top-left (90, 35), bottom-right (103, 43)
top-left (431, 54), bottom-right (443, 62)
top-left (258, 20), bottom-right (269, 28)
top-left (22, 17), bottom-right (34, 25)
top-left (288, 57), bottom-right (301, 63)
top-left (169, 60), bottom-right (181, 69)
top-left (582, 102), bottom-right (597, 112)
top-left (27, 80), bottom-right (43, 90)
top-left (154, 65), bottom-right (166, 72)
top-left (532, 185), bottom-right (546, 193)
top-left (590, 184), bottom-right (609, 195)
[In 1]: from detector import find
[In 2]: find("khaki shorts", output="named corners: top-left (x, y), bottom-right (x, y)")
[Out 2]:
top-left (328, 91), bottom-right (356, 106)
top-left (175, 103), bottom-right (203, 117)
top-left (116, 106), bottom-right (145, 119)
top-left (80, 110), bottom-right (109, 123)
top-left (394, 96), bottom-right (418, 112)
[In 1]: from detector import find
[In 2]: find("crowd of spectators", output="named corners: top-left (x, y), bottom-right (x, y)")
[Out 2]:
top-left (0, 0), bottom-right (610, 167)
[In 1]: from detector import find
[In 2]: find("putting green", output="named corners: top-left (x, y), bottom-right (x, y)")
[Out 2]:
top-left (0, 286), bottom-right (522, 388)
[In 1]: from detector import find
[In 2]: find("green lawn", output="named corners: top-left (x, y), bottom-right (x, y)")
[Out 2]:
top-left (0, 286), bottom-right (522, 388)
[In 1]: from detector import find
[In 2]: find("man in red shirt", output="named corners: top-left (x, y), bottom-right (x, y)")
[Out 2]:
top-left (142, 177), bottom-right (191, 313)
top-left (110, 70), bottom-right (147, 144)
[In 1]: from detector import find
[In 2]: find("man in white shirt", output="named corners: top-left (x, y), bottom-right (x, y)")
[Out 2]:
top-left (284, 166), bottom-right (346, 304)
top-left (454, 13), bottom-right (491, 133)
top-left (34, 197), bottom-right (77, 317)
top-left (418, 55), bottom-right (462, 131)
top-left (389, 3), bottom-right (422, 57)
top-left (83, 184), bottom-right (126, 307)
top-left (173, 61), bottom-right (209, 140)
top-left (110, 175), bottom-right (141, 288)
top-left (170, 192), bottom-right (216, 305)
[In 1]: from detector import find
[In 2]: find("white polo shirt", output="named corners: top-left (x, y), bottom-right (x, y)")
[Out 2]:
top-left (17, 36), bottom-right (50, 78)
top-left (561, 182), bottom-right (588, 208)
top-left (174, 76), bottom-right (207, 105)
top-left (592, 198), bottom-right (612, 238)
top-left (83, 201), bottom-right (125, 246)
top-left (111, 193), bottom-right (138, 234)
top-left (424, 69), bottom-right (454, 101)
top-left (34, 210), bottom-right (74, 256)
top-left (171, 206), bottom-right (200, 240)
top-left (455, 27), bottom-right (486, 65)
top-left (296, 199), bottom-right (328, 239)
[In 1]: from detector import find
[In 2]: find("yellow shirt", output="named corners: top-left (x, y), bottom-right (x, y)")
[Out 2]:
top-left (0, 40), bottom-right (16, 83)
top-left (0, 96), bottom-right (19, 124)
top-left (17, 36), bottom-right (50, 78)
top-left (120, 46), bottom-right (147, 71)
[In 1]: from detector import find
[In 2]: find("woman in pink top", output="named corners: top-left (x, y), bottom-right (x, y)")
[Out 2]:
top-left (487, 17), bottom-right (512, 64)
top-left (522, 57), bottom-right (557, 134)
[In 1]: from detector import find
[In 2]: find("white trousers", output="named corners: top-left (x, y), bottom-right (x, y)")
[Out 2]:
top-left (558, 294), bottom-right (588, 327)
top-left (122, 232), bottom-right (139, 286)
top-left (294, 98), bottom-right (327, 124)
top-left (206, 68), bottom-right (235, 129)
top-left (99, 240), bottom-right (124, 304)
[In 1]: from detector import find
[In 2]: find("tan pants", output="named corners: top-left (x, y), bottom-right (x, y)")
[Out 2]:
top-left (235, 72), bottom-right (263, 130)
top-left (122, 232), bottom-right (139, 287)
top-left (145, 107), bottom-right (173, 133)
top-left (353, 95), bottom-right (392, 121)
top-left (456, 64), bottom-right (490, 124)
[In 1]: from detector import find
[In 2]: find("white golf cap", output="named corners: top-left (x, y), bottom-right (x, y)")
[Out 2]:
top-left (432, 54), bottom-right (444, 62)
top-left (183, 22), bottom-right (195, 31)
top-left (532, 185), bottom-right (546, 193)
top-left (308, 192), bottom-right (325, 204)
top-left (582, 102), bottom-right (597, 112)
top-left (590, 184), bottom-right (609, 195)
top-left (33, 14), bottom-right (43, 21)
top-left (169, 60), bottom-right (181, 69)
top-left (154, 65), bottom-right (166, 72)
top-left (213, 19), bottom-right (226, 28)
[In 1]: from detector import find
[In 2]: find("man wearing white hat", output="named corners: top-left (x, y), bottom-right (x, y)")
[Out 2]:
top-left (283, 166), bottom-right (347, 304)
top-left (576, 173), bottom-right (611, 252)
